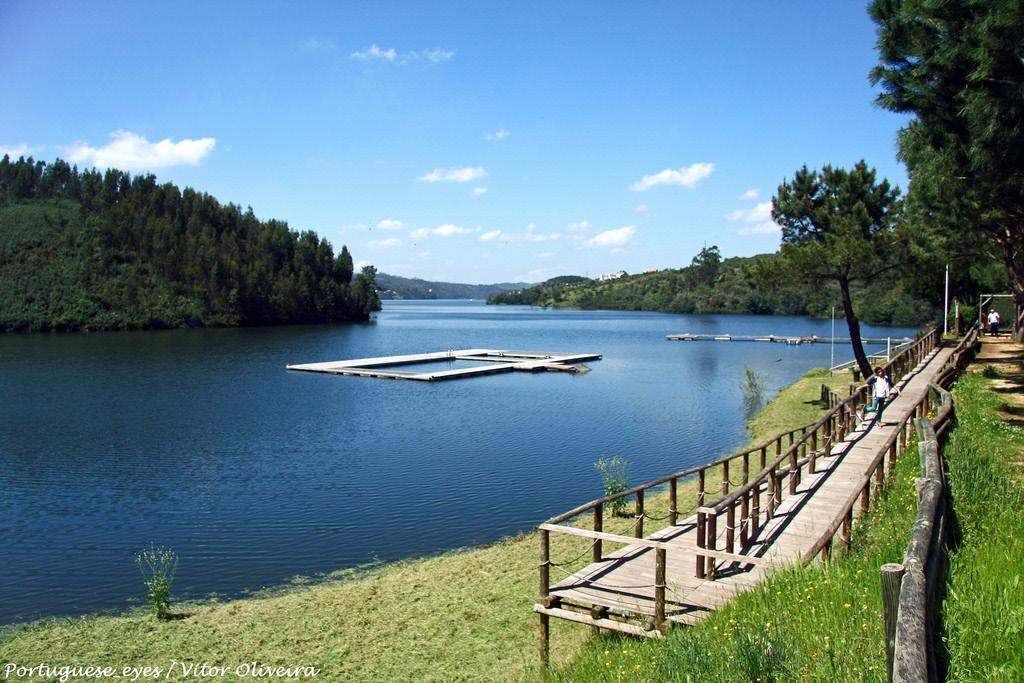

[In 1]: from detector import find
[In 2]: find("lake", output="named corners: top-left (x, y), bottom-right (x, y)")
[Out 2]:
top-left (0, 300), bottom-right (919, 623)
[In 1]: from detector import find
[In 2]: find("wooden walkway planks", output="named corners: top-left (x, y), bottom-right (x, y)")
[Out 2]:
top-left (540, 344), bottom-right (955, 634)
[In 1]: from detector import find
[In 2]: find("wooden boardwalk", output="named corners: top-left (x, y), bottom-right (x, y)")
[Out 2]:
top-left (536, 334), bottom-right (954, 646)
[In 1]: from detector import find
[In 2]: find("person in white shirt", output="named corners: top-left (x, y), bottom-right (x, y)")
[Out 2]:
top-left (988, 308), bottom-right (1002, 336)
top-left (860, 366), bottom-right (901, 425)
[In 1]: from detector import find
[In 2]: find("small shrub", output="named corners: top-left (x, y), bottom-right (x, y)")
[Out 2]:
top-left (594, 457), bottom-right (631, 516)
top-left (135, 545), bottom-right (178, 619)
top-left (741, 366), bottom-right (767, 412)
top-left (981, 364), bottom-right (1003, 378)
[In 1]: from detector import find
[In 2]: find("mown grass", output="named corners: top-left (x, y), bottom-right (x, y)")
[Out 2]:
top-left (0, 368), bottom-right (844, 682)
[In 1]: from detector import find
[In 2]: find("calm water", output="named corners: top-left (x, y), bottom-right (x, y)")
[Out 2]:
top-left (0, 301), bottom-right (918, 623)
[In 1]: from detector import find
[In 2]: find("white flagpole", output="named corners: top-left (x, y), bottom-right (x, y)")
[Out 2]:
top-left (943, 264), bottom-right (950, 336)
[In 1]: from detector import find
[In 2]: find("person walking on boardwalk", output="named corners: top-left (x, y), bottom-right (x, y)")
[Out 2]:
top-left (988, 308), bottom-right (1002, 337)
top-left (859, 366), bottom-right (901, 426)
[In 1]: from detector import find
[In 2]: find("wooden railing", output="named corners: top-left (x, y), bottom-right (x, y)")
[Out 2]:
top-left (538, 326), bottom-right (943, 640)
top-left (693, 327), bottom-right (941, 578)
top-left (885, 325), bottom-right (978, 683)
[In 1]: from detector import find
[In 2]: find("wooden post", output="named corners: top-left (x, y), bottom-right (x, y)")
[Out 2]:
top-left (767, 470), bottom-right (776, 517)
top-left (881, 563), bottom-right (906, 683)
top-left (773, 466), bottom-right (782, 509)
top-left (788, 447), bottom-right (798, 495)
top-left (669, 478), bottom-right (678, 527)
top-left (861, 481), bottom-right (870, 513)
top-left (760, 445), bottom-right (767, 471)
top-left (752, 480), bottom-right (761, 533)
top-left (726, 502), bottom-right (736, 554)
top-left (722, 460), bottom-right (730, 495)
top-left (539, 529), bottom-right (550, 671)
top-left (593, 502), bottom-right (603, 563)
top-left (655, 548), bottom-right (666, 632)
top-left (842, 508), bottom-right (852, 551)
top-left (706, 514), bottom-right (717, 579)
top-left (810, 429), bottom-right (818, 474)
top-left (698, 469), bottom-right (706, 508)
top-left (742, 452), bottom-right (750, 485)
top-left (740, 491), bottom-right (750, 546)
top-left (888, 442), bottom-right (897, 475)
top-left (696, 510), bottom-right (706, 579)
top-left (874, 460), bottom-right (884, 495)
top-left (635, 490), bottom-right (645, 538)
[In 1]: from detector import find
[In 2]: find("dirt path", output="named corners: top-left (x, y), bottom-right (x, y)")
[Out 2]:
top-left (970, 334), bottom-right (1024, 425)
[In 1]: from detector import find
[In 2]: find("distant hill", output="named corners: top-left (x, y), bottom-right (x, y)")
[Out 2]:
top-left (487, 252), bottom-right (935, 326)
top-left (0, 156), bottom-right (380, 332)
top-left (376, 273), bottom-right (531, 300)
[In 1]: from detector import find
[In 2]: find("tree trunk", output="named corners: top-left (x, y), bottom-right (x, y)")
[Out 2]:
top-left (839, 275), bottom-right (873, 378)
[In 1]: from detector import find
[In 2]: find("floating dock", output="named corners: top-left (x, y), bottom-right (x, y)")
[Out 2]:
top-left (667, 334), bottom-right (911, 345)
top-left (287, 349), bottom-right (601, 381)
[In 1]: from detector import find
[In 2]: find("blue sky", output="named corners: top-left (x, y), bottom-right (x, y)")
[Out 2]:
top-left (2, 1), bottom-right (909, 284)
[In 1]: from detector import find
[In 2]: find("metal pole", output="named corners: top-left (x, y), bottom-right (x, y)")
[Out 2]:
top-left (830, 306), bottom-right (835, 371)
top-left (943, 264), bottom-right (950, 336)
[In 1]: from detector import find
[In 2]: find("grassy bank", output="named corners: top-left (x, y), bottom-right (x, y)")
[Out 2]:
top-left (553, 356), bottom-right (1024, 681)
top-left (0, 368), bottom-right (845, 682)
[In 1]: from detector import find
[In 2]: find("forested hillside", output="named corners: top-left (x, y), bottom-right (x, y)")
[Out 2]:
top-left (0, 156), bottom-right (380, 332)
top-left (375, 273), bottom-right (531, 300)
top-left (489, 248), bottom-right (935, 326)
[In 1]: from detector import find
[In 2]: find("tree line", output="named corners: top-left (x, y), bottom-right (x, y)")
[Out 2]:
top-left (0, 156), bottom-right (380, 332)
top-left (488, 247), bottom-right (937, 327)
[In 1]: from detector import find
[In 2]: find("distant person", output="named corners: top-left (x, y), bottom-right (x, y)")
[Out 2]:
top-left (859, 366), bottom-right (901, 426)
top-left (988, 308), bottom-right (1002, 337)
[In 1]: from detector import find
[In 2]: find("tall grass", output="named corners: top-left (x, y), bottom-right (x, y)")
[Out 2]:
top-left (940, 373), bottom-right (1024, 680)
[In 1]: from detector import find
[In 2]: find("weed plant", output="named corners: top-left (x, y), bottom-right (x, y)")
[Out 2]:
top-left (134, 545), bottom-right (178, 620)
top-left (594, 457), bottom-right (631, 517)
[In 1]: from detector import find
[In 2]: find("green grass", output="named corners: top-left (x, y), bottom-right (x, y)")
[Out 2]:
top-left (939, 372), bottom-right (1024, 680)
top-left (552, 364), bottom-right (1024, 682)
top-left (0, 368), bottom-right (845, 682)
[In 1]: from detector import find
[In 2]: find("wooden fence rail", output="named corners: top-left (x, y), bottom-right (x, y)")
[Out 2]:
top-left (885, 325), bottom-right (979, 683)
top-left (538, 327), bottom-right (942, 651)
top-left (693, 327), bottom-right (941, 579)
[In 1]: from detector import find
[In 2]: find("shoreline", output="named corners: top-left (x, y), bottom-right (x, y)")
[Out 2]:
top-left (0, 365), bottom-right (849, 680)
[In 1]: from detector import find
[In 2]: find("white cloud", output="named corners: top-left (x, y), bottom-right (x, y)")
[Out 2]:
top-left (725, 201), bottom-right (773, 223)
top-left (377, 219), bottom-right (405, 230)
top-left (432, 223), bottom-right (474, 236)
top-left (352, 45), bottom-right (453, 64)
top-left (417, 166), bottom-right (487, 183)
top-left (737, 221), bottom-right (781, 236)
top-left (66, 130), bottom-right (215, 170)
top-left (739, 188), bottom-right (760, 200)
top-left (351, 44), bottom-right (398, 62)
top-left (473, 187), bottom-right (488, 196)
top-left (354, 260), bottom-right (370, 271)
top-left (634, 204), bottom-right (649, 213)
top-left (586, 225), bottom-right (637, 248)
top-left (629, 162), bottom-right (714, 191)
top-left (0, 144), bottom-right (39, 159)
top-left (485, 128), bottom-right (510, 141)
top-left (726, 201), bottom-right (779, 236)
top-left (409, 227), bottom-right (430, 239)
top-left (480, 229), bottom-right (503, 242)
top-left (368, 237), bottom-right (402, 248)
top-left (421, 48), bottom-right (455, 63)
top-left (567, 220), bottom-right (591, 233)
top-left (305, 37), bottom-right (337, 51)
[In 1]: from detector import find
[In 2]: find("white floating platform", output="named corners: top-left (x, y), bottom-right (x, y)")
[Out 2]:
top-left (287, 349), bottom-right (601, 381)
